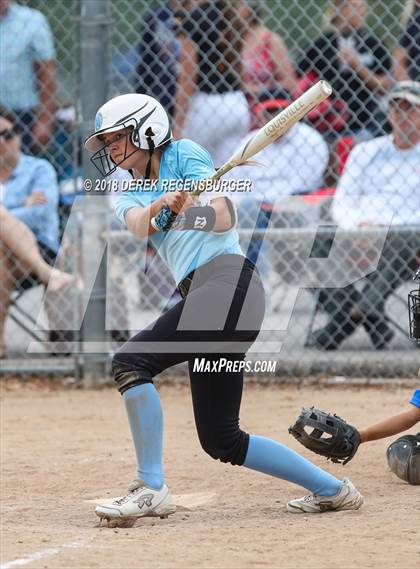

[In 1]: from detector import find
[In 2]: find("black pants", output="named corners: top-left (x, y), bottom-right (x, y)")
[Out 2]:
top-left (314, 231), bottom-right (419, 347)
top-left (112, 254), bottom-right (266, 466)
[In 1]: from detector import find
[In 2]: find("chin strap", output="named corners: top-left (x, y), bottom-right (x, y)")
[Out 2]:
top-left (144, 127), bottom-right (155, 180)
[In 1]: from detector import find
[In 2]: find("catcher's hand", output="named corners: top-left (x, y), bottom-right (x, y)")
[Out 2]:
top-left (288, 407), bottom-right (361, 465)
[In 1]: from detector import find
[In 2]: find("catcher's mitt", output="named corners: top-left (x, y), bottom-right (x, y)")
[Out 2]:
top-left (289, 407), bottom-right (361, 465)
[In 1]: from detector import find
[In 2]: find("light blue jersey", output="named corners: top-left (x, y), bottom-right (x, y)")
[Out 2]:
top-left (410, 389), bottom-right (420, 409)
top-left (115, 139), bottom-right (243, 284)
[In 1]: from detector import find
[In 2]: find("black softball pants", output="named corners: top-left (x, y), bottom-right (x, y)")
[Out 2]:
top-left (112, 254), bottom-right (266, 466)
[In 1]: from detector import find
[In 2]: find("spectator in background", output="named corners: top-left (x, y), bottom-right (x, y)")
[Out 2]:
top-left (394, 0), bottom-right (420, 81)
top-left (134, 1), bottom-right (192, 118)
top-left (0, 109), bottom-right (73, 358)
top-left (173, 0), bottom-right (250, 166)
top-left (309, 81), bottom-right (420, 351)
top-left (240, 0), bottom-right (297, 121)
top-left (229, 89), bottom-right (329, 276)
top-left (0, 0), bottom-right (57, 153)
top-left (299, 0), bottom-right (391, 137)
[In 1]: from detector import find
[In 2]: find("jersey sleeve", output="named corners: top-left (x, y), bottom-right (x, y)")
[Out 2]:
top-left (409, 389), bottom-right (420, 409)
top-left (177, 139), bottom-right (238, 209)
top-left (114, 192), bottom-right (142, 225)
top-left (178, 139), bottom-right (216, 182)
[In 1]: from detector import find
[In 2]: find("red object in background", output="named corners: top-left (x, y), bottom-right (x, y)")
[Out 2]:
top-left (300, 186), bottom-right (336, 204)
top-left (335, 135), bottom-right (355, 174)
top-left (296, 71), bottom-right (350, 133)
top-left (298, 137), bottom-right (354, 205)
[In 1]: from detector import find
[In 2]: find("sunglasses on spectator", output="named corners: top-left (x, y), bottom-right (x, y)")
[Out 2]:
top-left (0, 126), bottom-right (19, 141)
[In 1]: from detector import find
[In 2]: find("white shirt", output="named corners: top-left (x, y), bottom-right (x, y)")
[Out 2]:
top-left (227, 122), bottom-right (329, 203)
top-left (332, 135), bottom-right (420, 228)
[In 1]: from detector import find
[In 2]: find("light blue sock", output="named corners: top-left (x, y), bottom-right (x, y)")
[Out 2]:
top-left (123, 383), bottom-right (164, 490)
top-left (244, 435), bottom-right (342, 496)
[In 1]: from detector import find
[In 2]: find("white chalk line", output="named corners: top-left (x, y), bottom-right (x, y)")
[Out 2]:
top-left (0, 540), bottom-right (89, 569)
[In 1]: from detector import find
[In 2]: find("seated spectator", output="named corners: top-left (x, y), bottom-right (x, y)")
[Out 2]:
top-left (240, 0), bottom-right (297, 121)
top-left (299, 0), bottom-right (391, 138)
top-left (0, 0), bottom-right (57, 153)
top-left (393, 0), bottom-right (420, 81)
top-left (229, 88), bottom-right (329, 274)
top-left (309, 81), bottom-right (420, 350)
top-left (0, 109), bottom-right (73, 358)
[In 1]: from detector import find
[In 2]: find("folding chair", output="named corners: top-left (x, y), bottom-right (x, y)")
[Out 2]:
top-left (6, 196), bottom-right (77, 353)
top-left (8, 272), bottom-right (79, 355)
top-left (8, 277), bottom-right (48, 344)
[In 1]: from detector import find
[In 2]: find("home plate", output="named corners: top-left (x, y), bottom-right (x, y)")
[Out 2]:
top-left (173, 491), bottom-right (216, 510)
top-left (85, 491), bottom-right (216, 510)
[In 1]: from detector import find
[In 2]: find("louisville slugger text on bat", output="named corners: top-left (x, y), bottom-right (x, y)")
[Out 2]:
top-left (196, 79), bottom-right (333, 191)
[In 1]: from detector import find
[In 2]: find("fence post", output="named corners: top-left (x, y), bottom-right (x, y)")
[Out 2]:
top-left (79, 0), bottom-right (112, 386)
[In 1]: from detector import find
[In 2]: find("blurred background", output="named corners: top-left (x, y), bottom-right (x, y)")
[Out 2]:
top-left (0, 0), bottom-right (418, 383)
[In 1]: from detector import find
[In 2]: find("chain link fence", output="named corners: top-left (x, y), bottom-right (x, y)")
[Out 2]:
top-left (0, 0), bottom-right (419, 380)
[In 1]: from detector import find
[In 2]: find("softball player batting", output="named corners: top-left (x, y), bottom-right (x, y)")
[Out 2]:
top-left (85, 93), bottom-right (363, 521)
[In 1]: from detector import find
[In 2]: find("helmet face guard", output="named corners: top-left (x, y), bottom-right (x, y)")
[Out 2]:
top-left (90, 121), bottom-right (139, 178)
top-left (408, 268), bottom-right (420, 342)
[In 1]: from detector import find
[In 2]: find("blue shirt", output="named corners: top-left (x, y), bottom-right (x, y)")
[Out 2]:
top-left (0, 2), bottom-right (56, 110)
top-left (115, 139), bottom-right (243, 284)
top-left (410, 389), bottom-right (420, 408)
top-left (2, 154), bottom-right (60, 253)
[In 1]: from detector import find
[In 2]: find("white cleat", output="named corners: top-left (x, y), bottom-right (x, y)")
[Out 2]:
top-left (95, 480), bottom-right (176, 522)
top-left (286, 478), bottom-right (364, 514)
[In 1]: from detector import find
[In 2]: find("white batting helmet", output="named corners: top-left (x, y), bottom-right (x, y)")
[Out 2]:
top-left (85, 93), bottom-right (172, 176)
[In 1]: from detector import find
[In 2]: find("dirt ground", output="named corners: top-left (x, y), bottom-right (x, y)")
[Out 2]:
top-left (1, 380), bottom-right (419, 569)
